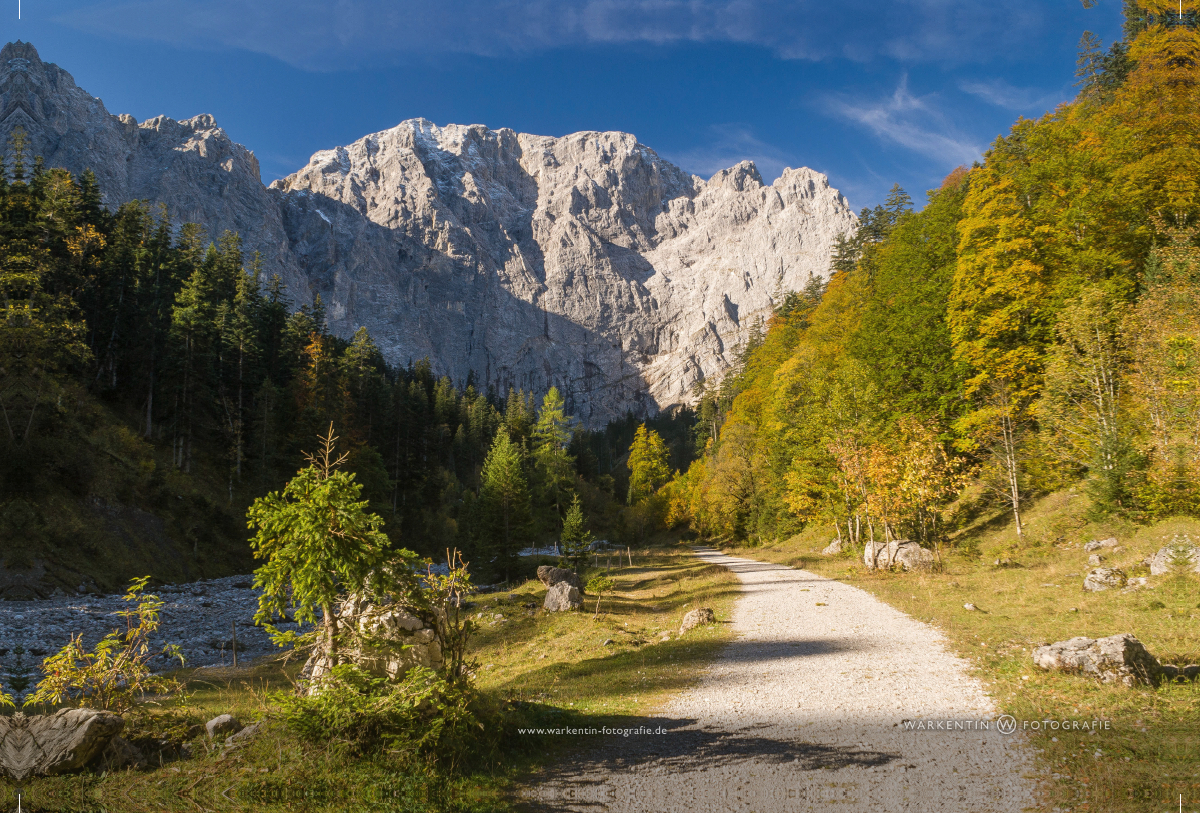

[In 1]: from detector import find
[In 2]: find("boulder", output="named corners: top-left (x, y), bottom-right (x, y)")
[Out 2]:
top-left (303, 594), bottom-right (444, 689)
top-left (1083, 568), bottom-right (1127, 592)
top-left (0, 709), bottom-right (124, 781)
top-left (863, 539), bottom-right (935, 571)
top-left (1088, 554), bottom-right (1104, 566)
top-left (679, 607), bottom-right (716, 635)
top-left (536, 566), bottom-right (583, 592)
top-left (205, 714), bottom-right (242, 740)
top-left (1083, 537), bottom-right (1119, 552)
top-left (543, 582), bottom-right (583, 612)
top-left (1148, 542), bottom-right (1200, 576)
top-left (821, 539), bottom-right (843, 556)
top-left (1032, 634), bottom-right (1160, 687)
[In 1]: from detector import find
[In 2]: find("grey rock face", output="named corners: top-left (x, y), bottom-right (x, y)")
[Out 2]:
top-left (1032, 634), bottom-right (1160, 687)
top-left (1083, 568), bottom-right (1127, 592)
top-left (863, 540), bottom-right (935, 571)
top-left (678, 607), bottom-right (716, 635)
top-left (1083, 537), bottom-right (1119, 552)
top-left (0, 709), bottom-right (124, 780)
top-left (543, 582), bottom-right (583, 612)
top-left (1, 42), bottom-right (856, 424)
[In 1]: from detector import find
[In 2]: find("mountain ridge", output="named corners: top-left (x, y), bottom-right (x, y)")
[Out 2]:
top-left (0, 40), bottom-right (857, 424)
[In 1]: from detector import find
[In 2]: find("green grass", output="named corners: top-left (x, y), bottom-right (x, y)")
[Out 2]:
top-left (728, 490), bottom-right (1200, 813)
top-left (1, 546), bottom-right (740, 812)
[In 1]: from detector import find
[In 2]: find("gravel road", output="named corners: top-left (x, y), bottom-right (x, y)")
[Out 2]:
top-left (520, 548), bottom-right (1035, 812)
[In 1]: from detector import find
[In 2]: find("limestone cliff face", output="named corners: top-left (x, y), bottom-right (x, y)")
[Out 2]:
top-left (1, 41), bottom-right (857, 424)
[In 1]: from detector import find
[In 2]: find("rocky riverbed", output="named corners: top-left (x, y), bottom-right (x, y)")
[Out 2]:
top-left (0, 576), bottom-right (303, 702)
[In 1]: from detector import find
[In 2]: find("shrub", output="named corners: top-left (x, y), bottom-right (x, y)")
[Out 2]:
top-left (25, 576), bottom-right (184, 712)
top-left (277, 664), bottom-right (481, 769)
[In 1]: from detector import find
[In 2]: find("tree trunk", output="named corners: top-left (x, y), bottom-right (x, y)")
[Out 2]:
top-left (322, 602), bottom-right (338, 666)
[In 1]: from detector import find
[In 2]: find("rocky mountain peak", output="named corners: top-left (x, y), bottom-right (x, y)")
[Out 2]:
top-left (0, 41), bottom-right (857, 424)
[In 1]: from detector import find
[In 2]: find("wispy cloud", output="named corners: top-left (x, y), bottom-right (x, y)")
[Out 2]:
top-left (56, 0), bottom-right (1049, 71)
top-left (826, 76), bottom-right (982, 166)
top-left (959, 78), bottom-right (1066, 112)
top-left (663, 124), bottom-right (798, 184)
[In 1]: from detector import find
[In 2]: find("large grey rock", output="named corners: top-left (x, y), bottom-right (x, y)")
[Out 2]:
top-left (863, 539), bottom-right (935, 571)
top-left (303, 594), bottom-right (443, 689)
top-left (537, 566), bottom-right (583, 592)
top-left (0, 709), bottom-right (124, 781)
top-left (1148, 540), bottom-right (1200, 576)
top-left (1083, 537), bottom-right (1119, 552)
top-left (821, 539), bottom-right (843, 556)
top-left (1032, 634), bottom-right (1161, 687)
top-left (679, 607), bottom-right (716, 635)
top-left (0, 41), bottom-right (856, 425)
top-left (205, 714), bottom-right (242, 740)
top-left (1083, 568), bottom-right (1127, 592)
top-left (543, 582), bottom-right (583, 612)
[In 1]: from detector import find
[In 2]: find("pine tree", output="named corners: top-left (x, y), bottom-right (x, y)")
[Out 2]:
top-left (559, 493), bottom-right (593, 572)
top-left (532, 386), bottom-right (574, 530)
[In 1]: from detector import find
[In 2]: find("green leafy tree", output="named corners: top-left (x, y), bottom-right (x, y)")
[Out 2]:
top-left (248, 425), bottom-right (411, 665)
top-left (478, 428), bottom-right (533, 582)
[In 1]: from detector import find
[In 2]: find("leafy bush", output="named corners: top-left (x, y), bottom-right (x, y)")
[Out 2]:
top-left (25, 576), bottom-right (184, 712)
top-left (277, 664), bottom-right (481, 769)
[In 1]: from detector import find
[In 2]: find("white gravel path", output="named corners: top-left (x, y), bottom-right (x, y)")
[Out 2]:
top-left (521, 547), bottom-right (1036, 812)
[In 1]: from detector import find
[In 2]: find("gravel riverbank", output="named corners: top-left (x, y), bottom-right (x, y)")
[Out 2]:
top-left (520, 547), bottom-right (1035, 812)
top-left (0, 576), bottom-right (296, 701)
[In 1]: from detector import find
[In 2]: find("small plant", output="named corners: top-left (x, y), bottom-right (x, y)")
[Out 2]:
top-left (423, 548), bottom-right (477, 685)
top-left (25, 577), bottom-right (184, 712)
top-left (586, 574), bottom-right (615, 617)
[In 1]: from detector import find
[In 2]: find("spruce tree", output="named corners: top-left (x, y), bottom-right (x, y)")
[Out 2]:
top-left (479, 428), bottom-right (532, 582)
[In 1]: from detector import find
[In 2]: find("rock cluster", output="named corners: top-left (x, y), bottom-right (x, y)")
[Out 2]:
top-left (1033, 633), bottom-right (1199, 687)
top-left (863, 540), bottom-right (935, 571)
top-left (1083, 537), bottom-right (1119, 552)
top-left (0, 41), bottom-right (857, 425)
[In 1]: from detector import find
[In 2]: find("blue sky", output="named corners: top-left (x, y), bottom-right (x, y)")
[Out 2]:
top-left (5, 1), bottom-right (1124, 210)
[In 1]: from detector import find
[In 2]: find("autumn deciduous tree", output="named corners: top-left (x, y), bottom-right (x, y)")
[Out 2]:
top-left (627, 424), bottom-right (671, 505)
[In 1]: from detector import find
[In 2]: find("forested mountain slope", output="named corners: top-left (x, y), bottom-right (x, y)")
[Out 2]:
top-left (667, 1), bottom-right (1200, 545)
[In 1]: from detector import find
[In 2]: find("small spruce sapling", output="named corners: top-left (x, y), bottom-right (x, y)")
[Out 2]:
top-left (560, 494), bottom-right (593, 574)
top-left (586, 574), bottom-right (615, 618)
